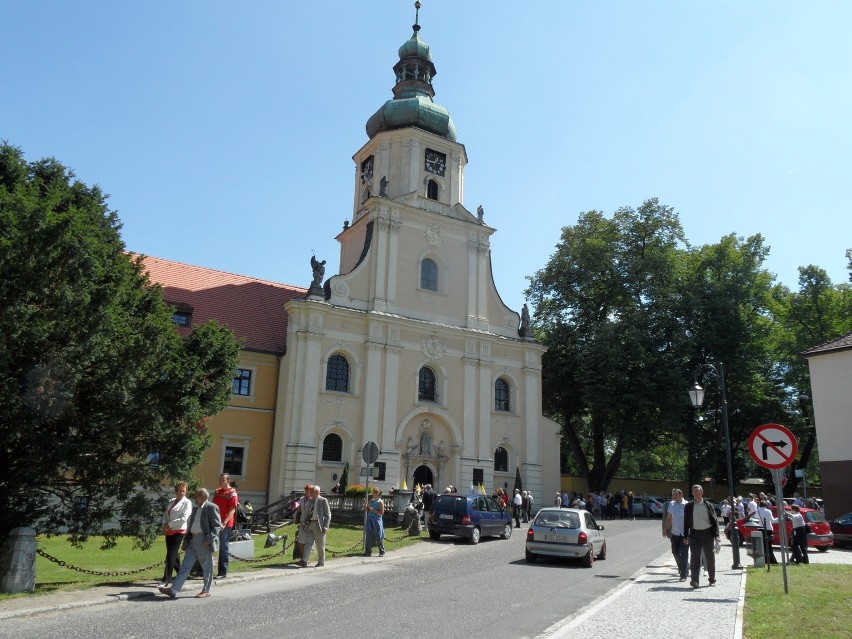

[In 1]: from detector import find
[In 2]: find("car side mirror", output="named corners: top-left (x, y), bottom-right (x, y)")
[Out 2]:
top-left (598, 525), bottom-right (605, 531)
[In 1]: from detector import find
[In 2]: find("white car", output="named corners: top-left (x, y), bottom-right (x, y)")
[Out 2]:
top-left (525, 507), bottom-right (607, 567)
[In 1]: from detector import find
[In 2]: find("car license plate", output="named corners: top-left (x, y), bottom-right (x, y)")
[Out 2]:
top-left (544, 534), bottom-right (569, 542)
top-left (439, 513), bottom-right (453, 520)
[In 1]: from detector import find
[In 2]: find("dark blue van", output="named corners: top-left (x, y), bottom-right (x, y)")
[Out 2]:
top-left (427, 493), bottom-right (513, 544)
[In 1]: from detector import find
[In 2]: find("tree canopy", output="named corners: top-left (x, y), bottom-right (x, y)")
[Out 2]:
top-left (0, 143), bottom-right (240, 546)
top-left (527, 198), bottom-right (850, 493)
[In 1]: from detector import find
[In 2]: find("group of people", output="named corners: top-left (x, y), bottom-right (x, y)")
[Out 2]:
top-left (555, 490), bottom-right (641, 520)
top-left (491, 487), bottom-right (534, 525)
top-left (157, 473), bottom-right (240, 599)
top-left (662, 485), bottom-right (721, 588)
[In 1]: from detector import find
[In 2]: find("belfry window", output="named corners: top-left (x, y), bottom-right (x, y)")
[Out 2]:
top-left (427, 179), bottom-right (439, 200)
top-left (420, 258), bottom-right (438, 291)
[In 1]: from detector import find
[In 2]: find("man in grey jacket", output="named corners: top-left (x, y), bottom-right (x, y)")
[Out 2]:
top-left (300, 485), bottom-right (331, 568)
top-left (159, 487), bottom-right (222, 598)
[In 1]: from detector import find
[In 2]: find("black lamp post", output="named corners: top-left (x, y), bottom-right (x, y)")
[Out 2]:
top-left (688, 362), bottom-right (743, 570)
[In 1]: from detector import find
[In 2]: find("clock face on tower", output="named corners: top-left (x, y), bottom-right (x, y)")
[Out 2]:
top-left (424, 149), bottom-right (446, 177)
top-left (360, 155), bottom-right (374, 183)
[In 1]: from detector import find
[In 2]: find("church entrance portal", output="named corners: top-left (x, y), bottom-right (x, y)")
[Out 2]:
top-left (413, 465), bottom-right (433, 489)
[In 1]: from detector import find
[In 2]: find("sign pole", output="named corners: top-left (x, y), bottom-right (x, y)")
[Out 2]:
top-left (772, 469), bottom-right (790, 594)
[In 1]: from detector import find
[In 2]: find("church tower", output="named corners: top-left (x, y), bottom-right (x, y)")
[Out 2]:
top-left (268, 4), bottom-right (560, 502)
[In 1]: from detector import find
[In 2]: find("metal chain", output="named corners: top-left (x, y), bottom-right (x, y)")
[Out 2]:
top-left (230, 536), bottom-right (294, 563)
top-left (36, 548), bottom-right (164, 576)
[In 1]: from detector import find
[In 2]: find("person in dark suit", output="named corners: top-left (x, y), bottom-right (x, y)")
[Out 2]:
top-left (683, 484), bottom-right (720, 589)
top-left (158, 488), bottom-right (222, 598)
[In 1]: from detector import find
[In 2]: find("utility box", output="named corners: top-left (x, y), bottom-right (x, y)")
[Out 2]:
top-left (749, 530), bottom-right (765, 568)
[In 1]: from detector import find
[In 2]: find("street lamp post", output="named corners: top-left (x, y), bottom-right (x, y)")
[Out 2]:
top-left (688, 362), bottom-right (743, 570)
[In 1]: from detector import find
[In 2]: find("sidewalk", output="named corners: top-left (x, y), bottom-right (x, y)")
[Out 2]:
top-left (0, 541), bottom-right (447, 621)
top-left (541, 540), bottom-right (852, 639)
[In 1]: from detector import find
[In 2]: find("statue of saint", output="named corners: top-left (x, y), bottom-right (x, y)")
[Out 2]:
top-left (310, 255), bottom-right (326, 287)
top-left (520, 303), bottom-right (530, 335)
top-left (476, 205), bottom-right (484, 223)
top-left (379, 176), bottom-right (389, 197)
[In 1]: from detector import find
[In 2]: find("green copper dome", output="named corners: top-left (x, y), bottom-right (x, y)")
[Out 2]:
top-left (366, 17), bottom-right (456, 142)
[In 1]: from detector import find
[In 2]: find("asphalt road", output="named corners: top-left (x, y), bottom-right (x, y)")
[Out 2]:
top-left (2, 517), bottom-right (668, 639)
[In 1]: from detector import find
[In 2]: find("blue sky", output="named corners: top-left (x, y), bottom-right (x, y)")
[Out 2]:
top-left (4, 1), bottom-right (850, 315)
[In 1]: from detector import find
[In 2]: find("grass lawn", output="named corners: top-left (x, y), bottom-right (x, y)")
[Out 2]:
top-left (744, 564), bottom-right (852, 639)
top-left (0, 522), bottom-right (424, 600)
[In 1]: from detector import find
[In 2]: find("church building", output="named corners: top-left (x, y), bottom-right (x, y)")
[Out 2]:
top-left (146, 9), bottom-right (561, 506)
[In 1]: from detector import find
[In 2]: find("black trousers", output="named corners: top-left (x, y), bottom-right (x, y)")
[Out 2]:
top-left (162, 533), bottom-right (185, 582)
top-left (791, 527), bottom-right (809, 564)
top-left (688, 528), bottom-right (716, 583)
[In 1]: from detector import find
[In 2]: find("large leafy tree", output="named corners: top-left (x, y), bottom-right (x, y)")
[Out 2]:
top-left (0, 144), bottom-right (240, 547)
top-left (527, 199), bottom-right (689, 492)
top-left (769, 264), bottom-right (852, 494)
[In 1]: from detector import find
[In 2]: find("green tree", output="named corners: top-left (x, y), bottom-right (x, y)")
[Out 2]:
top-left (513, 466), bottom-right (523, 494)
top-left (769, 263), bottom-right (852, 493)
top-left (339, 461), bottom-right (350, 494)
top-left (0, 143), bottom-right (240, 547)
top-left (527, 199), bottom-right (689, 492)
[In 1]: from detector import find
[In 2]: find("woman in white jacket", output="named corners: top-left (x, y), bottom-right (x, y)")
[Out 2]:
top-left (159, 481), bottom-right (192, 587)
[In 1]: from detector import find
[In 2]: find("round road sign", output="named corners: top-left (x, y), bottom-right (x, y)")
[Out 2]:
top-left (362, 441), bottom-right (379, 465)
top-left (748, 423), bottom-right (798, 470)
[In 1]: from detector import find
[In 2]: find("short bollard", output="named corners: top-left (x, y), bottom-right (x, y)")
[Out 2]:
top-left (749, 530), bottom-right (765, 568)
top-left (0, 527), bottom-right (37, 594)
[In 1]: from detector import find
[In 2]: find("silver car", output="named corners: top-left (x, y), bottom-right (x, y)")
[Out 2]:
top-left (525, 507), bottom-right (607, 567)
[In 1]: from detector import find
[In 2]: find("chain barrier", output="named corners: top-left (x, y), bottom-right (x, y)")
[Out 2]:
top-left (37, 526), bottom-right (420, 574)
top-left (36, 548), bottom-right (164, 577)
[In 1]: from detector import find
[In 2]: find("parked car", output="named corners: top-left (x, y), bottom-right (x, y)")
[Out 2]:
top-left (631, 496), bottom-right (665, 517)
top-left (735, 506), bottom-right (834, 551)
top-left (829, 513), bottom-right (852, 546)
top-left (525, 507), bottom-right (606, 567)
top-left (426, 493), bottom-right (513, 544)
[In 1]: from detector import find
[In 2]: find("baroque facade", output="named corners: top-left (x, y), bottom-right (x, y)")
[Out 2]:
top-left (146, 13), bottom-right (561, 505)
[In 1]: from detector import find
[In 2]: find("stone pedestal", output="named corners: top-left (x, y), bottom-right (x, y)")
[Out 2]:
top-left (1, 527), bottom-right (37, 594)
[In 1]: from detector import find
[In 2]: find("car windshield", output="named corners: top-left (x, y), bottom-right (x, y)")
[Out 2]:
top-left (536, 512), bottom-right (580, 529)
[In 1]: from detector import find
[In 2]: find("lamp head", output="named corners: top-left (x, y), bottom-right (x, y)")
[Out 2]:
top-left (688, 382), bottom-right (705, 408)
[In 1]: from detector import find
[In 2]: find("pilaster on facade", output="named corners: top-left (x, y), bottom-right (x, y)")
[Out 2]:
top-left (522, 366), bottom-right (542, 464)
top-left (381, 346), bottom-right (401, 450)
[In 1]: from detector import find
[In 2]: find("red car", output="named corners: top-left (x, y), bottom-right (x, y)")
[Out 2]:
top-left (735, 505), bottom-right (834, 552)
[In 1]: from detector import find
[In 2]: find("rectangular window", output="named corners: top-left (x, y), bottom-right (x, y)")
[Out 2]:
top-left (232, 368), bottom-right (252, 396)
top-left (473, 468), bottom-right (484, 486)
top-left (172, 311), bottom-right (192, 327)
top-left (223, 445), bottom-right (245, 476)
top-left (373, 462), bottom-right (386, 481)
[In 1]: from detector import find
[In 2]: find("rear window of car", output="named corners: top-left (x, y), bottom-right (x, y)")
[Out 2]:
top-left (806, 512), bottom-right (826, 523)
top-left (433, 496), bottom-right (467, 514)
top-left (536, 511), bottom-right (580, 528)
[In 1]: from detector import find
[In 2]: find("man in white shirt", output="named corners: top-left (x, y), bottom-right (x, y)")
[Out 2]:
top-left (683, 484), bottom-right (720, 588)
top-left (663, 488), bottom-right (689, 582)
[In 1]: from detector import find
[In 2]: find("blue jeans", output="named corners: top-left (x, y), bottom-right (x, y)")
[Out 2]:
top-left (217, 527), bottom-right (232, 576)
top-left (172, 535), bottom-right (214, 595)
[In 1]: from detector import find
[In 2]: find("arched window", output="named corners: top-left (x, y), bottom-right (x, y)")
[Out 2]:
top-left (325, 354), bottom-right (350, 392)
top-left (427, 179), bottom-right (439, 200)
top-left (322, 433), bottom-right (343, 462)
top-left (420, 258), bottom-right (438, 291)
top-left (418, 366), bottom-right (437, 402)
top-left (494, 447), bottom-right (508, 472)
top-left (495, 378), bottom-right (510, 412)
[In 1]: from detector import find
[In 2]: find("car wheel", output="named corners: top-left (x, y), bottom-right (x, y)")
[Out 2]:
top-left (582, 546), bottom-right (595, 568)
top-left (525, 549), bottom-right (537, 563)
top-left (501, 523), bottom-right (513, 540)
top-left (816, 546), bottom-right (829, 553)
top-left (429, 531), bottom-right (440, 540)
top-left (597, 541), bottom-right (607, 560)
top-left (470, 527), bottom-right (481, 545)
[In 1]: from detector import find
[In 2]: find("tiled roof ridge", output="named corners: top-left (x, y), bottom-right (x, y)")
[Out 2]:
top-left (802, 330), bottom-right (852, 357)
top-left (132, 252), bottom-right (307, 292)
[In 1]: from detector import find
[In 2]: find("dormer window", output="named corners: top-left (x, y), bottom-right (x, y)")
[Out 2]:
top-left (168, 301), bottom-right (194, 327)
top-left (427, 179), bottom-right (439, 200)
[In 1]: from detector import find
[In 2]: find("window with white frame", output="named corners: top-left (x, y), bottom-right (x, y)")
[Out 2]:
top-left (420, 258), bottom-right (438, 291)
top-left (325, 354), bottom-right (350, 393)
top-left (232, 368), bottom-right (252, 396)
top-left (495, 378), bottom-right (511, 412)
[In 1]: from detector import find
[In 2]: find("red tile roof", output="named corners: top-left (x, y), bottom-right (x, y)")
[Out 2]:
top-left (138, 255), bottom-right (307, 354)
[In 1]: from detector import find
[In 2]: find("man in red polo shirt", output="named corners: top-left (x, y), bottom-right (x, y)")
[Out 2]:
top-left (213, 473), bottom-right (238, 578)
